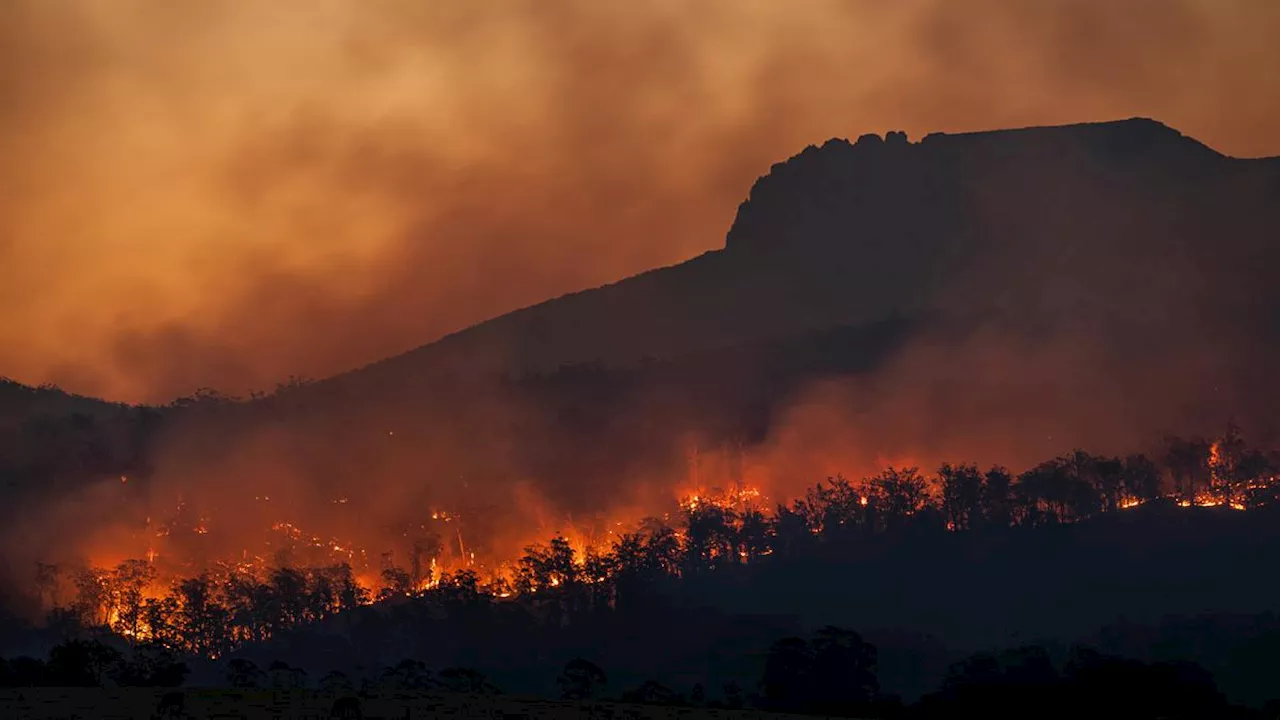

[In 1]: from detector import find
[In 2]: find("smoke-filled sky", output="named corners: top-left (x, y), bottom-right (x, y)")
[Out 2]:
top-left (2, 0), bottom-right (1278, 404)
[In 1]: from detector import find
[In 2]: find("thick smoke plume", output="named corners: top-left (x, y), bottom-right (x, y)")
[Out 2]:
top-left (1, 0), bottom-right (1278, 403)
top-left (2, 1), bottom-right (1280, 624)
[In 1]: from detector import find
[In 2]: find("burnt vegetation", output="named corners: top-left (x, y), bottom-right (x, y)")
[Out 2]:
top-left (5, 120), bottom-right (1280, 717)
top-left (5, 410), bottom-right (1280, 716)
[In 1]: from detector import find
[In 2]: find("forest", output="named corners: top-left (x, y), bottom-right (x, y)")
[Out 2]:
top-left (4, 420), bottom-right (1280, 717)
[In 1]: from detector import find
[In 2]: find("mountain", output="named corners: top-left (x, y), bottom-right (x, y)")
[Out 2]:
top-left (331, 118), bottom-right (1280, 407)
top-left (4, 117), bottom-right (1280, 575)
top-left (214, 117), bottom-right (1280, 502)
top-left (4, 118), bottom-right (1280, 711)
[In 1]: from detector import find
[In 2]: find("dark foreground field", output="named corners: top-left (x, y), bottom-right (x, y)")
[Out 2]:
top-left (0, 688), bottom-right (823, 720)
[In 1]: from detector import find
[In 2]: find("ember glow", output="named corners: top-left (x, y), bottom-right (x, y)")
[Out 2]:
top-left (1, 2), bottom-right (1279, 682)
top-left (16, 423), bottom-right (1275, 656)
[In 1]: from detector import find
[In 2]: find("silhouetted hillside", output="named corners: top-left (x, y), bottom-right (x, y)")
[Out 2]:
top-left (0, 379), bottom-right (133, 429)
top-left (0, 379), bottom-right (158, 502)
top-left (6, 119), bottom-right (1280, 613)
top-left (192, 118), bottom-right (1280, 512)
top-left (328, 119), bottom-right (1280, 418)
top-left (5, 120), bottom-right (1280, 715)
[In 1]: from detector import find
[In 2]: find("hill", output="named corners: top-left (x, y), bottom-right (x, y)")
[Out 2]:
top-left (328, 119), bottom-right (1280, 422)
top-left (233, 117), bottom-right (1280, 505)
top-left (4, 118), bottom-right (1280, 609)
top-left (183, 118), bottom-right (1280, 523)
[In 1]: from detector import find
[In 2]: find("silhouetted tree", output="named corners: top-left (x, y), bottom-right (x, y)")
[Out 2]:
top-left (639, 519), bottom-right (682, 576)
top-left (980, 466), bottom-right (1014, 529)
top-left (772, 504), bottom-right (815, 557)
top-left (378, 566), bottom-right (413, 602)
top-left (319, 670), bottom-right (355, 693)
top-left (808, 626), bottom-right (879, 715)
top-left (558, 657), bottom-right (607, 700)
top-left (269, 659), bottom-right (308, 689)
top-left (940, 463), bottom-right (984, 531)
top-left (1076, 453), bottom-right (1125, 513)
top-left (175, 574), bottom-right (230, 656)
top-left (115, 642), bottom-right (188, 687)
top-left (223, 572), bottom-right (271, 644)
top-left (314, 563), bottom-right (369, 614)
top-left (759, 637), bottom-right (813, 712)
top-left (722, 681), bottom-right (745, 709)
top-left (155, 691), bottom-right (185, 719)
top-left (622, 679), bottom-right (677, 705)
top-left (516, 536), bottom-right (578, 592)
top-left (1164, 435), bottom-right (1211, 502)
top-left (380, 659), bottom-right (433, 691)
top-left (110, 558), bottom-right (155, 640)
top-left (867, 467), bottom-right (931, 531)
top-left (682, 504), bottom-right (737, 572)
top-left (796, 476), bottom-right (873, 539)
top-left (0, 656), bottom-right (47, 687)
top-left (1018, 458), bottom-right (1099, 524)
top-left (439, 667), bottom-right (499, 694)
top-left (1122, 454), bottom-right (1163, 502)
top-left (268, 567), bottom-right (310, 629)
top-left (34, 561), bottom-right (60, 609)
top-left (225, 658), bottom-right (266, 689)
top-left (330, 695), bottom-right (363, 719)
top-left (928, 651), bottom-right (1005, 715)
top-left (921, 645), bottom-right (1061, 719)
top-left (46, 639), bottom-right (123, 686)
top-left (71, 568), bottom-right (110, 627)
top-left (1065, 648), bottom-right (1225, 719)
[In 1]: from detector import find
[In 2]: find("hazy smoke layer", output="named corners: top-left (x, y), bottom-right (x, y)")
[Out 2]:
top-left (1, 0), bottom-right (1278, 403)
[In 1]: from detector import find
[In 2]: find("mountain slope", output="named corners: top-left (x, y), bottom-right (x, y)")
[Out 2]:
top-left (5, 118), bottom-right (1280, 590)
top-left (331, 118), bottom-right (1280, 413)
top-left (84, 116), bottom-right (1280, 529)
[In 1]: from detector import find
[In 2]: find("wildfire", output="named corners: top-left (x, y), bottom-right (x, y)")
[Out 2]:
top-left (35, 428), bottom-right (1280, 659)
top-left (679, 485), bottom-right (765, 513)
top-left (1173, 494), bottom-right (1246, 510)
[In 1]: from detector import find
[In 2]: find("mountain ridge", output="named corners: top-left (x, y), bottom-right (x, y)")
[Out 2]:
top-left (6, 117), bottom-right (1276, 411)
top-left (320, 117), bottom-right (1279, 407)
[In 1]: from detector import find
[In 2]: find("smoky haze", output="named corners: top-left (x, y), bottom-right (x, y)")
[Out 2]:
top-left (2, 0), bottom-right (1279, 403)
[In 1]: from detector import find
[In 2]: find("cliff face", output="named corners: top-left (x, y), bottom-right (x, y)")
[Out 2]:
top-left (725, 118), bottom-right (1267, 322)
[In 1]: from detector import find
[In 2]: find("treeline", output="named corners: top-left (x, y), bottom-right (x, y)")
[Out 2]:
top-left (29, 423), bottom-right (1280, 660)
top-left (39, 562), bottom-right (372, 657)
top-left (2, 633), bottom-right (1271, 719)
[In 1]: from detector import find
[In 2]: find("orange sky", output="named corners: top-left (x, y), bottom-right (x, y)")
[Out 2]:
top-left (2, 0), bottom-right (1278, 404)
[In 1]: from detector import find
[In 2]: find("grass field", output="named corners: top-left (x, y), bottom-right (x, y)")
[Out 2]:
top-left (0, 688), bottom-right (831, 720)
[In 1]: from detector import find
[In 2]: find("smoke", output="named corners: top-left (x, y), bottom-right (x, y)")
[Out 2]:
top-left (2, 0), bottom-right (1279, 620)
top-left (1, 0), bottom-right (1277, 403)
top-left (753, 320), bottom-right (1248, 504)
